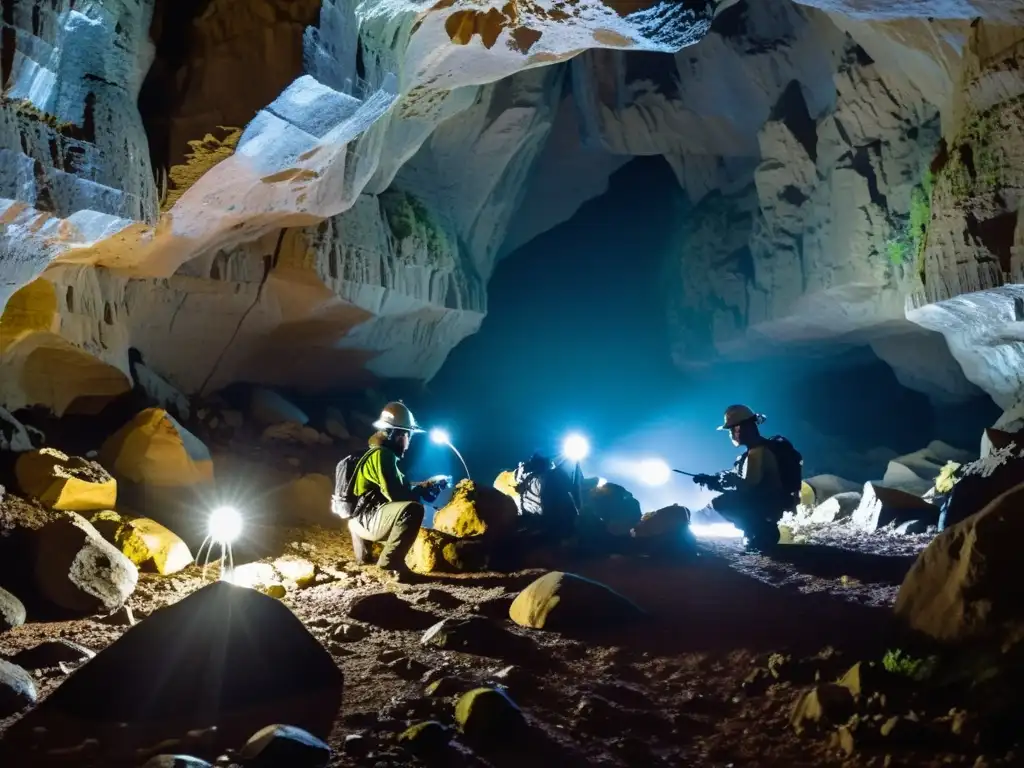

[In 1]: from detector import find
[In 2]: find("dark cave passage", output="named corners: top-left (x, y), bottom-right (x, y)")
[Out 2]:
top-left (413, 157), bottom-right (997, 505)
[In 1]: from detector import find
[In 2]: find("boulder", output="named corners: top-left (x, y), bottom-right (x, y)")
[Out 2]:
top-left (421, 617), bottom-right (534, 659)
top-left (890, 441), bottom-right (975, 483)
top-left (881, 461), bottom-right (933, 496)
top-left (581, 482), bottom-right (642, 536)
top-left (851, 483), bottom-right (938, 532)
top-left (406, 528), bottom-right (488, 574)
top-left (347, 592), bottom-right (438, 631)
top-left (34, 512), bottom-right (139, 615)
top-left (509, 571), bottom-right (644, 631)
top-left (273, 556), bottom-right (317, 588)
top-left (805, 474), bottom-right (860, 504)
top-left (0, 582), bottom-right (343, 760)
top-left (809, 492), bottom-right (861, 524)
top-left (454, 687), bottom-right (527, 746)
top-left (895, 481), bottom-right (1024, 644)
top-left (267, 474), bottom-right (334, 526)
top-left (15, 448), bottom-right (117, 512)
top-left (250, 388), bottom-right (309, 427)
top-left (631, 504), bottom-right (690, 539)
top-left (493, 470), bottom-right (518, 501)
top-left (114, 517), bottom-right (193, 575)
top-left (433, 480), bottom-right (518, 539)
top-left (237, 724), bottom-right (331, 768)
top-left (0, 587), bottom-right (26, 633)
top-left (99, 408), bottom-right (214, 488)
top-left (0, 659), bottom-right (36, 718)
top-left (940, 445), bottom-right (1024, 531)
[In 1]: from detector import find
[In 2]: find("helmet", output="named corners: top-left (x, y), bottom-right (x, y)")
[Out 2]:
top-left (717, 404), bottom-right (764, 430)
top-left (372, 401), bottom-right (423, 433)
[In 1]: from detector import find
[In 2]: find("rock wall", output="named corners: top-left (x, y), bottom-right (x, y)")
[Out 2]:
top-left (0, 0), bottom-right (720, 414)
top-left (4, 0), bottom-right (1024, 419)
top-left (906, 22), bottom-right (1024, 408)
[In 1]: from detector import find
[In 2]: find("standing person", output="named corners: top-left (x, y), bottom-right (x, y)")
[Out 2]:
top-left (344, 401), bottom-right (446, 582)
top-left (692, 404), bottom-right (803, 551)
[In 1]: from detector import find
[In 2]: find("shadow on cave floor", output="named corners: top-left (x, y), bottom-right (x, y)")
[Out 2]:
top-left (530, 550), bottom-right (903, 660)
top-left (748, 544), bottom-right (915, 585)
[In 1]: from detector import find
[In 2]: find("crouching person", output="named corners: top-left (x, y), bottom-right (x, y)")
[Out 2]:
top-left (335, 401), bottom-right (445, 583)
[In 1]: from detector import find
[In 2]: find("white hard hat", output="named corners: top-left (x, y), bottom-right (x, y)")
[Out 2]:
top-left (372, 401), bottom-right (424, 433)
top-left (717, 404), bottom-right (762, 430)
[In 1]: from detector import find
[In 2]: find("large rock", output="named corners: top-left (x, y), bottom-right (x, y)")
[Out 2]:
top-left (100, 409), bottom-right (214, 488)
top-left (509, 571), bottom-right (644, 631)
top-left (940, 445), bottom-right (1024, 530)
top-left (15, 448), bottom-right (117, 512)
top-left (114, 517), bottom-right (194, 576)
top-left (250, 388), bottom-right (309, 426)
top-left (34, 512), bottom-right (139, 616)
top-left (895, 481), bottom-right (1024, 643)
top-left (433, 480), bottom-right (518, 539)
top-left (581, 482), bottom-right (642, 537)
top-left (809, 491), bottom-right (862, 524)
top-left (0, 587), bottom-right (27, 633)
top-left (630, 504), bottom-right (691, 539)
top-left (0, 659), bottom-right (36, 718)
top-left (805, 475), bottom-right (861, 504)
top-left (406, 528), bottom-right (490, 574)
top-left (0, 582), bottom-right (343, 761)
top-left (0, 0), bottom-right (717, 406)
top-left (851, 483), bottom-right (938, 532)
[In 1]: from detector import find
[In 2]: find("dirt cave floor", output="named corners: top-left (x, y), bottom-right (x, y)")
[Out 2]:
top-left (0, 522), bottom-right (988, 767)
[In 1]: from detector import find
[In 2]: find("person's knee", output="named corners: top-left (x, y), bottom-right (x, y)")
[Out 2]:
top-left (400, 502), bottom-right (425, 527)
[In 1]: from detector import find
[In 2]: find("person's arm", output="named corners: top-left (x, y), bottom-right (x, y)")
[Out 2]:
top-left (367, 449), bottom-right (421, 503)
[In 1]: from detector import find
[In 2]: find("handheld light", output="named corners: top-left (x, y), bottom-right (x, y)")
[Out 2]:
top-left (562, 433), bottom-right (590, 463)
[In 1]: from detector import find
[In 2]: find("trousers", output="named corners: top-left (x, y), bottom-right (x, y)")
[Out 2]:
top-left (712, 491), bottom-right (782, 545)
top-left (348, 501), bottom-right (424, 570)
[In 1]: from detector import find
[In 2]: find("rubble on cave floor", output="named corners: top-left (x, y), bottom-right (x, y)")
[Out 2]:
top-left (0, 389), bottom-right (1022, 766)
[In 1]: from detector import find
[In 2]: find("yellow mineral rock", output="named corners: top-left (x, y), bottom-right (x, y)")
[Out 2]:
top-left (493, 470), bottom-right (519, 500)
top-left (433, 479), bottom-right (517, 539)
top-left (273, 555), bottom-right (317, 587)
top-left (15, 448), bottom-right (117, 512)
top-left (800, 481), bottom-right (816, 509)
top-left (100, 408), bottom-right (214, 487)
top-left (114, 517), bottom-right (193, 575)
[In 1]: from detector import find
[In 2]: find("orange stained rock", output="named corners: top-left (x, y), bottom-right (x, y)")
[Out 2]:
top-left (446, 7), bottom-right (510, 48)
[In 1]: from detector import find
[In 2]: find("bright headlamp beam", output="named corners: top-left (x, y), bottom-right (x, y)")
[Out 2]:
top-left (209, 505), bottom-right (242, 544)
top-left (562, 433), bottom-right (590, 462)
top-left (637, 458), bottom-right (672, 486)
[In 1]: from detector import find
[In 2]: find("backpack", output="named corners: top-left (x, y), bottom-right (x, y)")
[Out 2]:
top-left (331, 448), bottom-right (378, 519)
top-left (513, 454), bottom-right (579, 527)
top-left (764, 435), bottom-right (803, 508)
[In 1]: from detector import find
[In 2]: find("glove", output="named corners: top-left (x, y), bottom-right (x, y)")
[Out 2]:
top-left (692, 473), bottom-right (723, 492)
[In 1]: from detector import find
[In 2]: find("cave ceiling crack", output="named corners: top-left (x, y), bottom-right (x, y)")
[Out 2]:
top-left (196, 229), bottom-right (287, 397)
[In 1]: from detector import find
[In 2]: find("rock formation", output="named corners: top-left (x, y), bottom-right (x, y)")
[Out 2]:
top-left (0, 0), bottom-right (718, 414)
top-left (2, 0), bottom-right (1024, 421)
